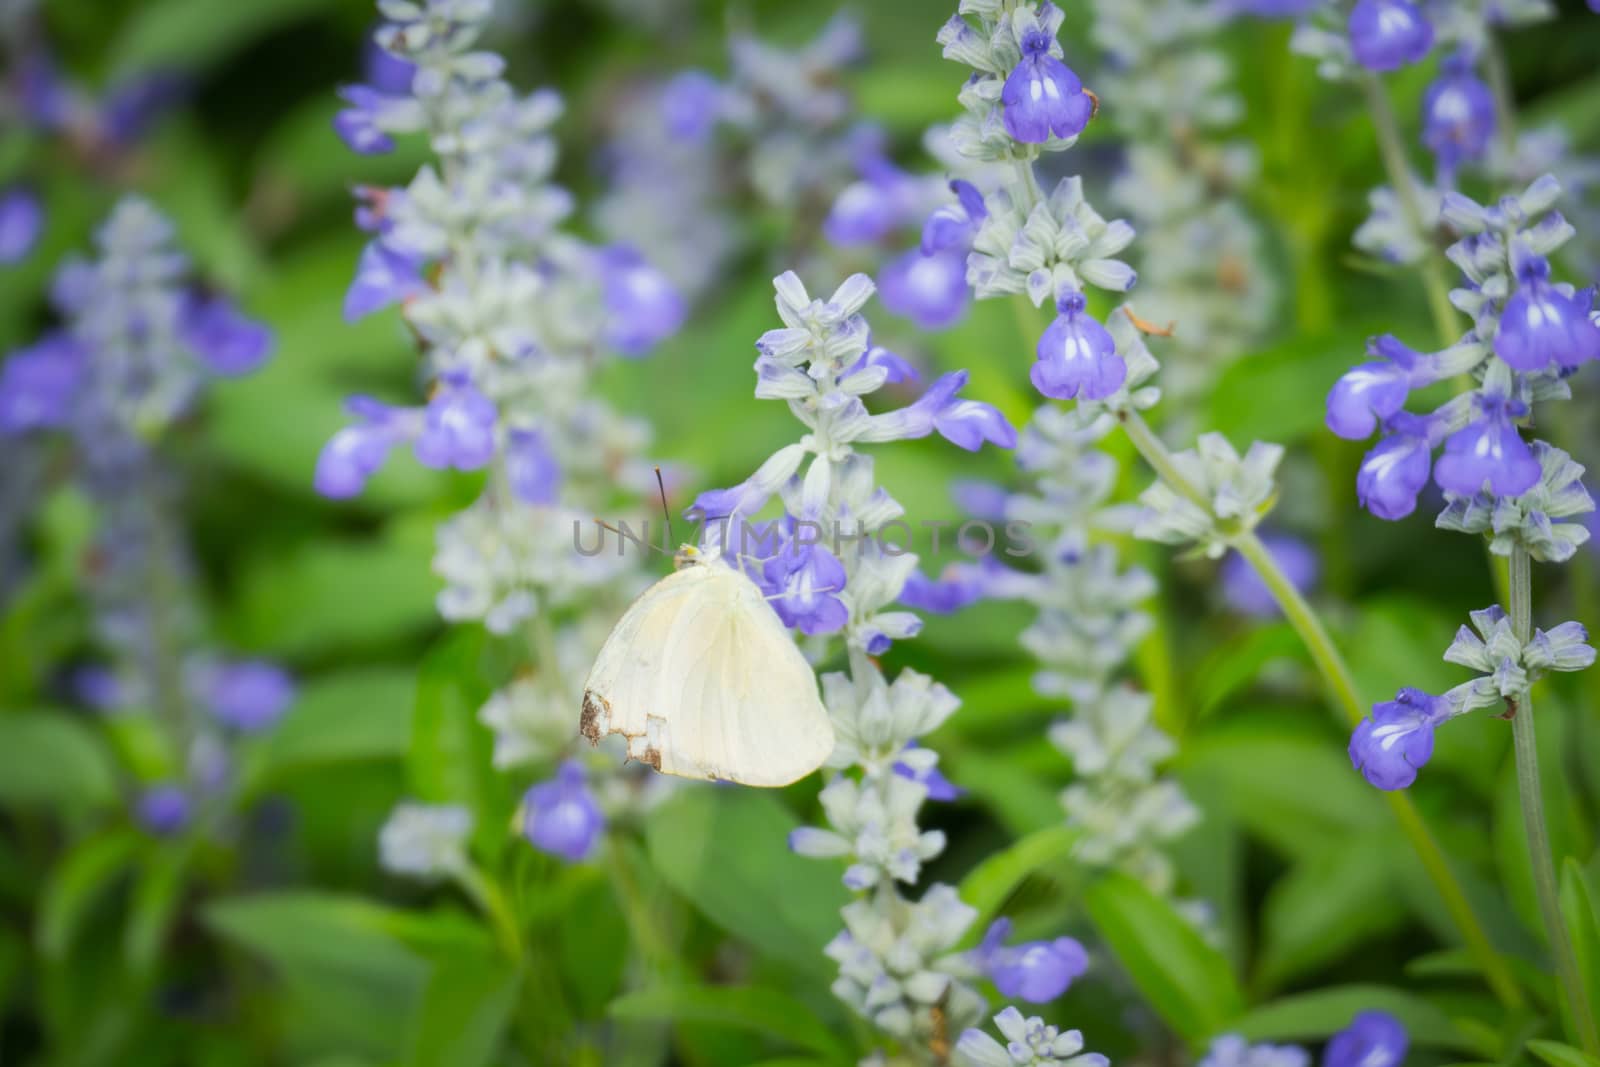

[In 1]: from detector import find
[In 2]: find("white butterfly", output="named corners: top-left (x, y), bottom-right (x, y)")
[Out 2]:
top-left (581, 543), bottom-right (836, 787)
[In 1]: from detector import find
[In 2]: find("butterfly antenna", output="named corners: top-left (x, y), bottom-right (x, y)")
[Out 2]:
top-left (654, 466), bottom-right (674, 545)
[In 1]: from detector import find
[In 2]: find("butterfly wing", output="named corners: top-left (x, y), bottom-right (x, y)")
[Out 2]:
top-left (582, 564), bottom-right (835, 787)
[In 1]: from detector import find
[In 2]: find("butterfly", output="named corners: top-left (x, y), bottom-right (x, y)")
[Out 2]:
top-left (580, 493), bottom-right (836, 787)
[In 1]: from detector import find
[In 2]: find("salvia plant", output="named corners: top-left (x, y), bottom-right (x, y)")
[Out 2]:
top-left (0, 196), bottom-right (285, 837)
top-left (2, 1), bottom-right (1600, 1065)
top-left (319, 0), bottom-right (687, 924)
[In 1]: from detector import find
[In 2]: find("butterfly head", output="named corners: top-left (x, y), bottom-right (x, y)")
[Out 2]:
top-left (673, 543), bottom-right (708, 570)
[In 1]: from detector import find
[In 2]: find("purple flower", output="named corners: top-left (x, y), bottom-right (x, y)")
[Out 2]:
top-left (1226, 0), bottom-right (1321, 15)
top-left (1032, 291), bottom-right (1126, 401)
top-left (893, 742), bottom-right (963, 801)
top-left (1348, 0), bottom-right (1434, 72)
top-left (345, 241), bottom-right (427, 322)
top-left (1350, 688), bottom-right (1449, 790)
top-left (914, 371), bottom-right (1017, 451)
top-left (334, 85), bottom-right (399, 154)
top-left (523, 761), bottom-right (604, 862)
top-left (1432, 394), bottom-right (1540, 499)
top-left (921, 180), bottom-right (988, 255)
top-left (598, 246), bottom-right (686, 356)
top-left (0, 333), bottom-right (85, 434)
top-left (178, 293), bottom-right (273, 376)
top-left (898, 559), bottom-right (1003, 614)
top-left (1422, 54), bottom-right (1496, 173)
top-left (1357, 413), bottom-right (1435, 520)
top-left (206, 660), bottom-right (294, 733)
top-left (761, 535), bottom-right (849, 636)
top-left (661, 71), bottom-right (723, 144)
top-left (0, 187), bottom-right (44, 264)
top-left (17, 52), bottom-right (71, 130)
top-left (100, 72), bottom-right (186, 146)
top-left (1494, 254), bottom-right (1600, 372)
top-left (1001, 24), bottom-right (1093, 143)
top-left (1324, 1011), bottom-right (1408, 1067)
top-left (877, 247), bottom-right (970, 331)
top-left (414, 377), bottom-right (497, 472)
top-left (847, 345), bottom-right (921, 385)
top-left (1221, 533), bottom-right (1319, 618)
top-left (1326, 335), bottom-right (1419, 440)
top-left (314, 396), bottom-right (410, 498)
top-left (974, 918), bottom-right (1090, 1002)
top-left (137, 784), bottom-right (191, 836)
top-left (506, 428), bottom-right (561, 505)
top-left (363, 36), bottom-right (415, 96)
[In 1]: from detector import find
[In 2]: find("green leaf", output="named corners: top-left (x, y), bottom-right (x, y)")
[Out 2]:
top-left (263, 667), bottom-right (417, 774)
top-left (1083, 872), bottom-right (1245, 1043)
top-left (1192, 623), bottom-right (1306, 720)
top-left (111, 0), bottom-right (328, 76)
top-left (406, 630), bottom-right (511, 859)
top-left (645, 786), bottom-right (848, 979)
top-left (0, 713), bottom-right (119, 813)
top-left (1228, 984), bottom-right (1482, 1054)
top-left (1255, 836), bottom-right (1405, 992)
top-left (204, 891), bottom-right (434, 1058)
top-left (37, 831), bottom-right (141, 961)
top-left (1528, 1040), bottom-right (1600, 1067)
top-left (608, 985), bottom-right (849, 1061)
top-left (406, 954), bottom-right (522, 1067)
top-left (1177, 713), bottom-right (1385, 862)
top-left (1560, 860), bottom-right (1600, 1049)
top-left (225, 520), bottom-right (439, 657)
top-left (957, 825), bottom-right (1080, 940)
top-left (1204, 328), bottom-right (1375, 445)
top-left (124, 843), bottom-right (190, 975)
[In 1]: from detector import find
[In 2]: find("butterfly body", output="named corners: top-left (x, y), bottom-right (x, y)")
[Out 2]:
top-left (581, 550), bottom-right (835, 787)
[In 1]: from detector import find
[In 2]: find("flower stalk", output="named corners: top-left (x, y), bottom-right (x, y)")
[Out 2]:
top-left (1508, 545), bottom-right (1600, 1052)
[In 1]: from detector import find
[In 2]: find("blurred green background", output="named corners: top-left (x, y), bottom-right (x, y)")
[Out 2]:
top-left (4, 0), bottom-right (1600, 1065)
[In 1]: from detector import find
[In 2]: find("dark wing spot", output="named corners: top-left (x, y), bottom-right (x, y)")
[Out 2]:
top-left (580, 691), bottom-right (609, 745)
top-left (640, 745), bottom-right (662, 770)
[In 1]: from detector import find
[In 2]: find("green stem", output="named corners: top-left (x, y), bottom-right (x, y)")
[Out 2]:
top-left (1508, 547), bottom-right (1600, 1052)
top-left (1361, 75), bottom-right (1459, 348)
top-left (455, 863), bottom-right (525, 962)
top-left (1117, 410), bottom-right (1525, 1009)
top-left (1483, 40), bottom-right (1519, 158)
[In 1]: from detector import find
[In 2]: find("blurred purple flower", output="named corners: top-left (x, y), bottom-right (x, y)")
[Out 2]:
top-left (598, 245), bottom-right (686, 356)
top-left (1324, 1011), bottom-right (1408, 1067)
top-left (878, 247), bottom-right (970, 331)
top-left (334, 85), bottom-right (400, 154)
top-left (0, 333), bottom-right (85, 434)
top-left (314, 395), bottom-right (412, 498)
top-left (1326, 335), bottom-right (1419, 440)
top-left (0, 187), bottom-right (44, 264)
top-left (1221, 533), bottom-right (1319, 618)
top-left (179, 293), bottom-right (274, 376)
top-left (523, 761), bottom-right (604, 862)
top-left (363, 36), bottom-right (416, 96)
top-left (345, 241), bottom-right (428, 321)
top-left (206, 660), bottom-right (295, 733)
top-left (893, 741), bottom-right (963, 801)
top-left (506, 428), bottom-right (561, 505)
top-left (760, 531), bottom-right (849, 635)
top-left (921, 179), bottom-right (987, 255)
top-left (661, 71), bottom-right (723, 144)
top-left (974, 918), bottom-right (1090, 1002)
top-left (1348, 0), bottom-right (1433, 72)
top-left (1422, 54), bottom-right (1495, 174)
top-left (414, 376), bottom-right (498, 472)
top-left (137, 784), bottom-right (191, 836)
